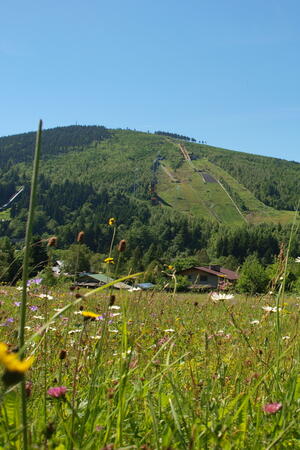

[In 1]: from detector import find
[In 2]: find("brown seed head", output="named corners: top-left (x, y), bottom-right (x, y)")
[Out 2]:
top-left (117, 239), bottom-right (126, 252)
top-left (45, 422), bottom-right (55, 439)
top-left (107, 387), bottom-right (115, 399)
top-left (47, 236), bottom-right (57, 247)
top-left (77, 231), bottom-right (85, 243)
top-left (109, 294), bottom-right (116, 306)
top-left (25, 381), bottom-right (33, 397)
top-left (59, 350), bottom-right (67, 360)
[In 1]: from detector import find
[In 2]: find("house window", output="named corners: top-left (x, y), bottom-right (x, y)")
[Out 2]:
top-left (200, 275), bottom-right (208, 282)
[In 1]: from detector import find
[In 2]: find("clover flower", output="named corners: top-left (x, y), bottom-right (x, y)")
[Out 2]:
top-left (47, 386), bottom-right (67, 398)
top-left (263, 402), bottom-right (282, 414)
top-left (0, 343), bottom-right (34, 386)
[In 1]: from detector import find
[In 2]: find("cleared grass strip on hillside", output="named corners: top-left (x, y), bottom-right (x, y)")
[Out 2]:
top-left (217, 179), bottom-right (248, 223)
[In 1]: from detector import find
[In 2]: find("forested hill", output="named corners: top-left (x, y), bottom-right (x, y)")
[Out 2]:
top-left (0, 125), bottom-right (110, 169)
top-left (1, 125), bottom-right (299, 211)
top-left (0, 125), bottom-right (300, 270)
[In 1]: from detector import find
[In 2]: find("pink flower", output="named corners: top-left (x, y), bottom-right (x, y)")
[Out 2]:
top-left (47, 386), bottom-right (67, 398)
top-left (263, 402), bottom-right (282, 414)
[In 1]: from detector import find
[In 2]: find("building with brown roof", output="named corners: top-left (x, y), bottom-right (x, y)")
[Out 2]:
top-left (177, 265), bottom-right (239, 290)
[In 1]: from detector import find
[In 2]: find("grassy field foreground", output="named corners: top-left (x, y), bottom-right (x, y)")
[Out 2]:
top-left (0, 285), bottom-right (299, 449)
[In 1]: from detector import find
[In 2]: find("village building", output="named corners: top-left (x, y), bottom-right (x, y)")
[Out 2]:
top-left (177, 265), bottom-right (239, 290)
top-left (75, 272), bottom-right (131, 290)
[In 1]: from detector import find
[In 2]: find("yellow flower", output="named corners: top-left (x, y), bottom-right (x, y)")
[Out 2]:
top-left (104, 257), bottom-right (114, 264)
top-left (0, 343), bottom-right (34, 386)
top-left (168, 265), bottom-right (174, 270)
top-left (0, 343), bottom-right (34, 373)
top-left (81, 311), bottom-right (100, 319)
top-left (108, 218), bottom-right (116, 226)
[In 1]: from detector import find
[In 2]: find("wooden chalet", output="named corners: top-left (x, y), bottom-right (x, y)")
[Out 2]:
top-left (177, 265), bottom-right (239, 290)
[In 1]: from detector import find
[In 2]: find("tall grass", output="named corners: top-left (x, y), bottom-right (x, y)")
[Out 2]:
top-left (18, 120), bottom-right (42, 450)
top-left (1, 284), bottom-right (300, 447)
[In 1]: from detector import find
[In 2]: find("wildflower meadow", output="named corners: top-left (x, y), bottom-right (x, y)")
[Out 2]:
top-left (0, 285), bottom-right (300, 448)
top-left (0, 123), bottom-right (299, 449)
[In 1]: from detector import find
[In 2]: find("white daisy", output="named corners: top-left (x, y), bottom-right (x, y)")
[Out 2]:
top-left (39, 294), bottom-right (53, 300)
top-left (211, 292), bottom-right (234, 302)
top-left (262, 306), bottom-right (282, 313)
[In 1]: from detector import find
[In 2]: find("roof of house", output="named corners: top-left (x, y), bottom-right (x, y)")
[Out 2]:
top-left (78, 272), bottom-right (115, 283)
top-left (114, 282), bottom-right (131, 290)
top-left (137, 282), bottom-right (156, 290)
top-left (217, 267), bottom-right (239, 280)
top-left (179, 266), bottom-right (239, 281)
top-left (77, 272), bottom-right (132, 290)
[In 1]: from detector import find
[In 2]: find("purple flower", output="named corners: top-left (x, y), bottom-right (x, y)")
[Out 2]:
top-left (29, 305), bottom-right (38, 311)
top-left (263, 402), bottom-right (282, 414)
top-left (1, 317), bottom-right (15, 326)
top-left (27, 278), bottom-right (42, 287)
top-left (14, 301), bottom-right (21, 307)
top-left (47, 386), bottom-right (67, 398)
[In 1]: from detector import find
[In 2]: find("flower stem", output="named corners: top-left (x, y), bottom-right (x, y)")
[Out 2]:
top-left (18, 120), bottom-right (42, 450)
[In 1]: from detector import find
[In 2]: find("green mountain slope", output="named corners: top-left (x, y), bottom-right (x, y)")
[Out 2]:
top-left (1, 125), bottom-right (300, 271)
top-left (0, 126), bottom-right (299, 229)
top-left (156, 147), bottom-right (296, 225)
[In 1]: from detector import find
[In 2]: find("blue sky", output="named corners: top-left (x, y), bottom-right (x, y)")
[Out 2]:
top-left (1, 0), bottom-right (300, 162)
